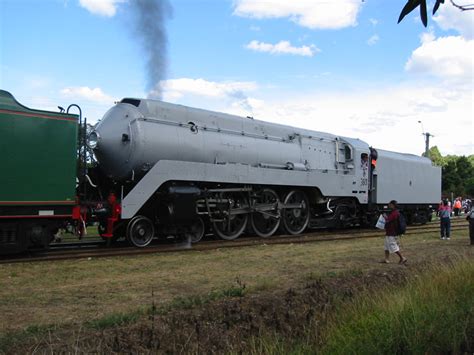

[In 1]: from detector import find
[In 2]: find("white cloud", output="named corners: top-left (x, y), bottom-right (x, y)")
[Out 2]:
top-left (124, 75), bottom-right (472, 156)
top-left (60, 86), bottom-right (116, 104)
top-left (367, 34), bottom-right (379, 46)
top-left (233, 0), bottom-right (362, 30)
top-left (78, 0), bottom-right (124, 17)
top-left (420, 29), bottom-right (436, 44)
top-left (405, 36), bottom-right (473, 82)
top-left (369, 18), bottom-right (378, 26)
top-left (219, 83), bottom-right (472, 156)
top-left (433, 3), bottom-right (474, 39)
top-left (245, 40), bottom-right (319, 56)
top-left (159, 78), bottom-right (259, 111)
top-left (161, 78), bottom-right (257, 100)
top-left (160, 78), bottom-right (260, 113)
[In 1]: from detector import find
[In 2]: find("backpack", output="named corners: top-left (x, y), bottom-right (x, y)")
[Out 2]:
top-left (397, 213), bottom-right (407, 235)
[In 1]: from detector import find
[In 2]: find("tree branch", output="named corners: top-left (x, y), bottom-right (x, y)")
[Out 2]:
top-left (450, 0), bottom-right (474, 10)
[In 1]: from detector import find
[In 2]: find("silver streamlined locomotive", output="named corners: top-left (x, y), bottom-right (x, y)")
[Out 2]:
top-left (88, 97), bottom-right (441, 247)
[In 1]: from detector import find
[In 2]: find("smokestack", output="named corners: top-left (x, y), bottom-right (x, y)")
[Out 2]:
top-left (129, 0), bottom-right (172, 100)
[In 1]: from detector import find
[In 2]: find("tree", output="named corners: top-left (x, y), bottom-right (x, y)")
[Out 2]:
top-left (466, 176), bottom-right (474, 196)
top-left (441, 156), bottom-right (474, 197)
top-left (430, 147), bottom-right (474, 197)
top-left (456, 156), bottom-right (474, 195)
top-left (428, 146), bottom-right (444, 166)
top-left (442, 160), bottom-right (460, 194)
top-left (398, 0), bottom-right (474, 27)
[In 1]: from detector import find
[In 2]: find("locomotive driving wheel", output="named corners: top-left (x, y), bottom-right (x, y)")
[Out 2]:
top-left (126, 215), bottom-right (155, 247)
top-left (212, 192), bottom-right (249, 240)
top-left (281, 190), bottom-right (310, 235)
top-left (185, 217), bottom-right (205, 243)
top-left (250, 188), bottom-right (281, 237)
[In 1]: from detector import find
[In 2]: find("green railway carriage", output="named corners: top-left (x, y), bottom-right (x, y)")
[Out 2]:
top-left (0, 90), bottom-right (79, 253)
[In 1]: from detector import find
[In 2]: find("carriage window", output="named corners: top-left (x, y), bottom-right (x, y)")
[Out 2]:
top-left (344, 145), bottom-right (353, 161)
top-left (361, 153), bottom-right (369, 168)
top-left (120, 98), bottom-right (141, 107)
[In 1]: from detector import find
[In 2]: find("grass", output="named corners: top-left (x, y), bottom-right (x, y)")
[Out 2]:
top-left (86, 310), bottom-right (144, 330)
top-left (162, 277), bottom-right (247, 311)
top-left (0, 228), bottom-right (471, 336)
top-left (318, 258), bottom-right (474, 354)
top-left (0, 279), bottom-right (249, 353)
top-left (246, 257), bottom-right (474, 354)
top-left (0, 324), bottom-right (57, 352)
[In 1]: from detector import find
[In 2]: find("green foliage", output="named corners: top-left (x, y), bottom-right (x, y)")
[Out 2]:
top-left (429, 146), bottom-right (474, 196)
top-left (320, 260), bottom-right (474, 354)
top-left (466, 176), bottom-right (474, 196)
top-left (443, 160), bottom-right (461, 193)
top-left (427, 146), bottom-right (444, 166)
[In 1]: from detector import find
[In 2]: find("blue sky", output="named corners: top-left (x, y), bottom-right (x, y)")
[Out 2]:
top-left (1, 0), bottom-right (472, 156)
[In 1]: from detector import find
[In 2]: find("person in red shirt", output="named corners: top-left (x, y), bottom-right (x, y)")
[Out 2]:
top-left (383, 200), bottom-right (407, 264)
top-left (453, 198), bottom-right (462, 217)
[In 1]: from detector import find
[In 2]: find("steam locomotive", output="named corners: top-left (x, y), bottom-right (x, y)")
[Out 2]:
top-left (0, 90), bottom-right (441, 253)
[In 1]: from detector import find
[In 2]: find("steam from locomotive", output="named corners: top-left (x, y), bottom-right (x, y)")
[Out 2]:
top-left (128, 0), bottom-right (172, 99)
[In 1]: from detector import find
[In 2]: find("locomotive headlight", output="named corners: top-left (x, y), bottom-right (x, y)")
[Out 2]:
top-left (87, 131), bottom-right (100, 149)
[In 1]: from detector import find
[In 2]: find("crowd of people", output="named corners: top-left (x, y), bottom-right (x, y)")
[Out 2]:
top-left (378, 196), bottom-right (474, 265)
top-left (444, 197), bottom-right (473, 217)
top-left (437, 197), bottom-right (474, 244)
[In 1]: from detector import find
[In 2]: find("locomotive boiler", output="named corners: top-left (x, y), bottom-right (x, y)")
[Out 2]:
top-left (88, 97), bottom-right (441, 247)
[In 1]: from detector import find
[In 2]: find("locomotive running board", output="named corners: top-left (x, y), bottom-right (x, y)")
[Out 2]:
top-left (121, 160), bottom-right (364, 219)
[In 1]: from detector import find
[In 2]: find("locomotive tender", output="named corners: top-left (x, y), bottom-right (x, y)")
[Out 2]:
top-left (0, 89), bottom-right (441, 253)
top-left (0, 90), bottom-right (79, 253)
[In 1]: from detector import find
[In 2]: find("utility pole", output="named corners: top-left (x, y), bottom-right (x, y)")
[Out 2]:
top-left (418, 120), bottom-right (434, 159)
top-left (423, 132), bottom-right (434, 158)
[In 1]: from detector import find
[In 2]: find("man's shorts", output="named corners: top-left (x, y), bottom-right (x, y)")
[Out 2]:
top-left (384, 235), bottom-right (400, 253)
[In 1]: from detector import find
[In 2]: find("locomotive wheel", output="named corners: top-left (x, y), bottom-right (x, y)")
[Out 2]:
top-left (335, 206), bottom-right (350, 228)
top-left (251, 189), bottom-right (281, 238)
top-left (281, 190), bottom-right (310, 235)
top-left (417, 210), bottom-right (428, 225)
top-left (186, 217), bottom-right (205, 243)
top-left (213, 193), bottom-right (249, 240)
top-left (126, 216), bottom-right (155, 247)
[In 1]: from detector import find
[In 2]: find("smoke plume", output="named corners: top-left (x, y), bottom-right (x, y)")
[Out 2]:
top-left (129, 0), bottom-right (172, 100)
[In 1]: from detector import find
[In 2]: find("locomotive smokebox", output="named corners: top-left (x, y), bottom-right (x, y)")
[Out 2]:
top-left (89, 101), bottom-right (144, 180)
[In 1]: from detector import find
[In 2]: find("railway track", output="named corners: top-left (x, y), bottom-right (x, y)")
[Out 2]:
top-left (1, 221), bottom-right (469, 264)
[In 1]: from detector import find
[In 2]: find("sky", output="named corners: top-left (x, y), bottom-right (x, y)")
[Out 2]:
top-left (1, 0), bottom-right (473, 156)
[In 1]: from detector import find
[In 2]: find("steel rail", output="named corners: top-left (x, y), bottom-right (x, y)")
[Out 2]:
top-left (0, 223), bottom-right (468, 264)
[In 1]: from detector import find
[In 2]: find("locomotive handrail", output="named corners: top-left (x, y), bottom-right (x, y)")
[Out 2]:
top-left (133, 116), bottom-right (339, 144)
